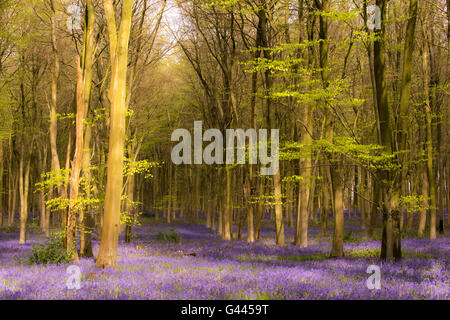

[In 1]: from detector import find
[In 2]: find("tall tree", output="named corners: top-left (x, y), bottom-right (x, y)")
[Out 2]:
top-left (96, 0), bottom-right (134, 268)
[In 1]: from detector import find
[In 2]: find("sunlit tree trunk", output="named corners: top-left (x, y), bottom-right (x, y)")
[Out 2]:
top-left (96, 0), bottom-right (134, 269)
top-left (79, 0), bottom-right (96, 258)
top-left (296, 90), bottom-right (312, 248)
top-left (420, 29), bottom-right (437, 239)
top-left (418, 166), bottom-right (428, 237)
top-left (66, 56), bottom-right (86, 260)
top-left (296, 147), bottom-right (311, 247)
top-left (19, 150), bottom-right (30, 244)
top-left (125, 169), bottom-right (135, 243)
top-left (49, 0), bottom-right (62, 200)
top-left (60, 132), bottom-right (72, 236)
top-left (38, 145), bottom-right (49, 236)
top-left (80, 121), bottom-right (94, 257)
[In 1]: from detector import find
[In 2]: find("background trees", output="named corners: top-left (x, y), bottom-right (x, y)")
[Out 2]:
top-left (0, 0), bottom-right (448, 266)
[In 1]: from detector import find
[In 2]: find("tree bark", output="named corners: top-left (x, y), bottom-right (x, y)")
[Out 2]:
top-left (66, 56), bottom-right (86, 260)
top-left (421, 30), bottom-right (437, 239)
top-left (96, 0), bottom-right (134, 269)
top-left (19, 150), bottom-right (30, 244)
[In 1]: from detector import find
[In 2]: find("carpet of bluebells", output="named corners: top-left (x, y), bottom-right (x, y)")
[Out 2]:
top-left (0, 211), bottom-right (449, 300)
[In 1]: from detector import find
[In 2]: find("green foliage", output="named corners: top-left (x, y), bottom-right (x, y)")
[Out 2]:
top-left (345, 248), bottom-right (380, 258)
top-left (399, 195), bottom-right (430, 213)
top-left (279, 254), bottom-right (329, 262)
top-left (29, 233), bottom-right (73, 265)
top-left (345, 248), bottom-right (434, 259)
top-left (343, 230), bottom-right (359, 242)
top-left (35, 158), bottom-right (157, 215)
top-left (120, 209), bottom-right (142, 227)
top-left (0, 83), bottom-right (13, 140)
top-left (28, 216), bottom-right (41, 234)
top-left (156, 228), bottom-right (181, 243)
top-left (235, 253), bottom-right (328, 262)
top-left (123, 158), bottom-right (159, 179)
top-left (312, 7), bottom-right (360, 23)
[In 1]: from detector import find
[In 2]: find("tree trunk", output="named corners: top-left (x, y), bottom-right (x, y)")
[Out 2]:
top-left (66, 56), bottom-right (86, 260)
top-left (223, 166), bottom-right (232, 240)
top-left (49, 0), bottom-right (63, 224)
top-left (96, 0), bottom-right (134, 269)
top-left (295, 92), bottom-right (312, 247)
top-left (244, 166), bottom-right (255, 243)
top-left (125, 171), bottom-right (135, 243)
top-left (330, 159), bottom-right (344, 257)
top-left (421, 29), bottom-right (437, 240)
top-left (79, 0), bottom-right (95, 257)
top-left (19, 151), bottom-right (30, 244)
top-left (255, 177), bottom-right (264, 239)
top-left (9, 170), bottom-right (18, 228)
top-left (320, 166), bottom-right (329, 237)
top-left (0, 140), bottom-right (3, 228)
top-left (167, 161), bottom-right (173, 225)
top-left (80, 124), bottom-right (94, 257)
top-left (418, 166), bottom-right (429, 237)
top-left (39, 145), bottom-right (49, 236)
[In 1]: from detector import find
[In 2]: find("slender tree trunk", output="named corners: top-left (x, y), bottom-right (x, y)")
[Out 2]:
top-left (244, 165), bottom-right (255, 243)
top-left (19, 151), bottom-right (30, 244)
top-left (80, 124), bottom-right (94, 257)
top-left (79, 0), bottom-right (95, 257)
top-left (296, 158), bottom-right (310, 247)
top-left (9, 170), bottom-right (18, 228)
top-left (60, 132), bottom-right (72, 236)
top-left (296, 96), bottom-right (312, 247)
top-left (39, 145), bottom-right (49, 236)
top-left (421, 31), bottom-right (437, 239)
top-left (0, 140), bottom-right (3, 228)
top-left (66, 56), bottom-right (86, 260)
top-left (374, 0), bottom-right (401, 261)
top-left (369, 177), bottom-right (380, 237)
top-left (167, 161), bottom-right (173, 225)
top-left (397, 0), bottom-right (418, 236)
top-left (223, 166), bottom-right (232, 240)
top-left (320, 166), bottom-right (329, 237)
top-left (360, 166), bottom-right (367, 230)
top-left (49, 0), bottom-right (62, 200)
top-left (255, 177), bottom-right (264, 239)
top-left (330, 158), bottom-right (344, 257)
top-left (125, 172), bottom-right (135, 243)
top-left (418, 166), bottom-right (428, 237)
top-left (438, 147), bottom-right (445, 234)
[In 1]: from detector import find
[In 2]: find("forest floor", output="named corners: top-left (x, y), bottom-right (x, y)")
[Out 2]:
top-left (0, 213), bottom-right (449, 300)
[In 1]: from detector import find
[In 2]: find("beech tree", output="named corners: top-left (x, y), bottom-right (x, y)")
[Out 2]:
top-left (95, 0), bottom-right (134, 268)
